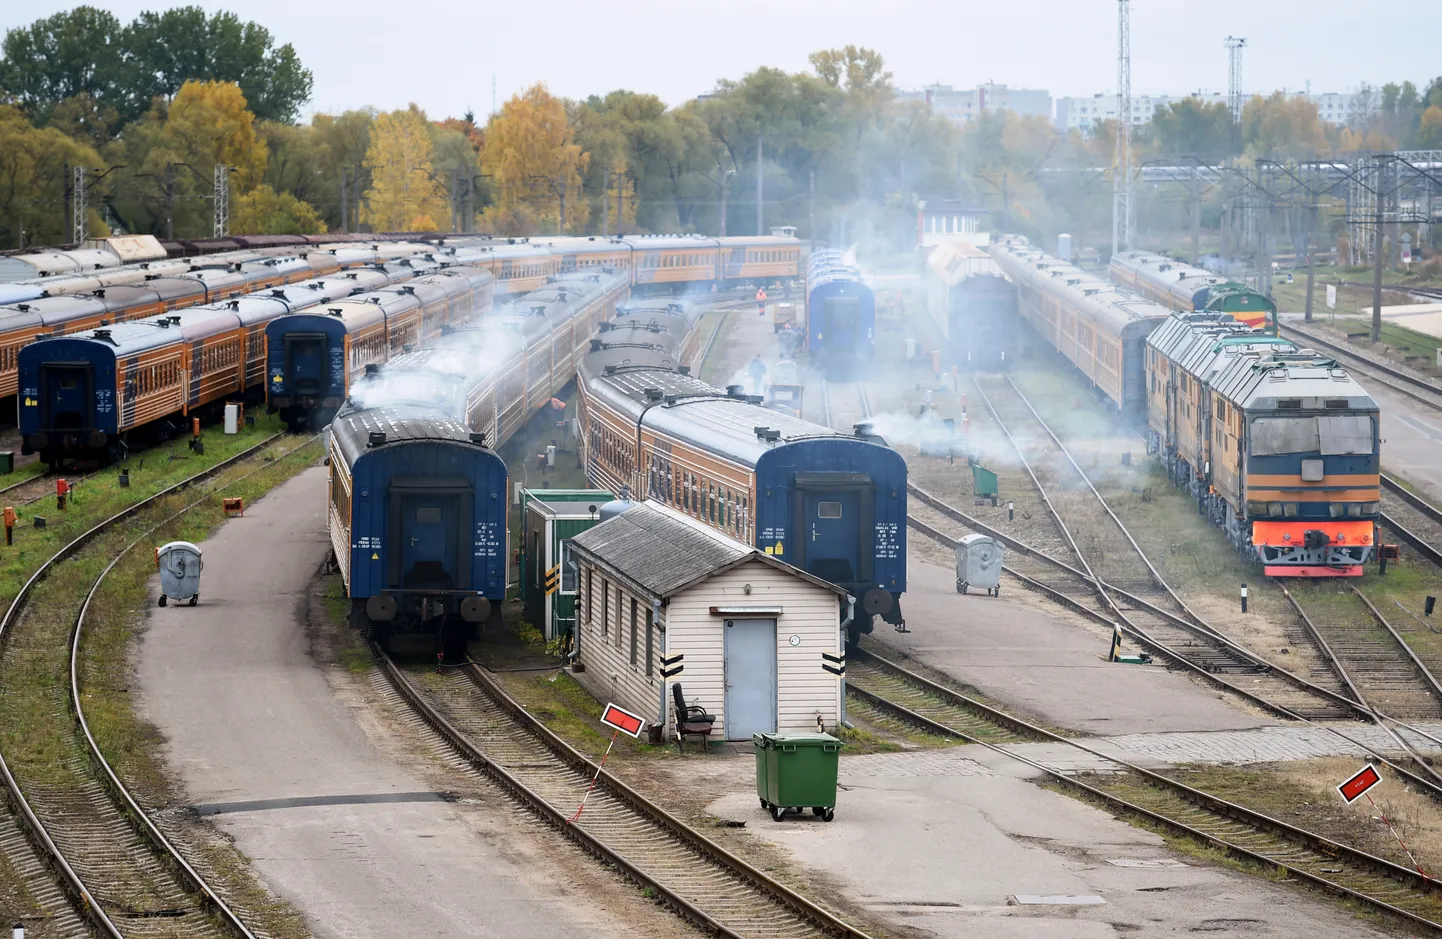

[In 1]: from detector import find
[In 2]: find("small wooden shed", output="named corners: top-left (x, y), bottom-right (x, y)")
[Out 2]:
top-left (568, 501), bottom-right (847, 742)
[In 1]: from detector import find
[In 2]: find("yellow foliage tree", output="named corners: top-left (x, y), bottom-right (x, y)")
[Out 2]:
top-left (1419, 106), bottom-right (1442, 150)
top-left (359, 104), bottom-right (449, 232)
top-left (232, 184), bottom-right (327, 234)
top-left (161, 80), bottom-right (269, 189)
top-left (481, 84), bottom-right (590, 234)
top-left (1241, 92), bottom-right (1329, 160)
top-left (0, 105), bottom-right (109, 247)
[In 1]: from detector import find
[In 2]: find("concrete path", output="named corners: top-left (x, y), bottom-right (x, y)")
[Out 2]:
top-left (135, 467), bottom-right (644, 939)
top-left (704, 746), bottom-right (1394, 939)
top-left (877, 556), bottom-right (1279, 736)
top-left (1018, 721), bottom-right (1442, 770)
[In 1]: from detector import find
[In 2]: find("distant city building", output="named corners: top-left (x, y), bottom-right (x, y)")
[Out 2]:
top-left (917, 200), bottom-right (989, 249)
top-left (1053, 87), bottom-right (1381, 134)
top-left (900, 83), bottom-right (1052, 127)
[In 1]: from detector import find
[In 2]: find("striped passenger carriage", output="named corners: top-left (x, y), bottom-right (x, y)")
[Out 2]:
top-left (576, 343), bottom-right (908, 643)
top-left (1110, 250), bottom-right (1274, 329)
top-left (990, 237), bottom-right (1169, 413)
top-left (328, 405), bottom-right (508, 661)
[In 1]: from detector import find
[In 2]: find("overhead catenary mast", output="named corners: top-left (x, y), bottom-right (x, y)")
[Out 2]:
top-left (1112, 0), bottom-right (1132, 256)
top-left (1226, 36), bottom-right (1247, 138)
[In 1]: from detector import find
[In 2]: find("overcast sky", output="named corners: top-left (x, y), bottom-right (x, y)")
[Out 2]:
top-left (5, 1), bottom-right (1439, 120)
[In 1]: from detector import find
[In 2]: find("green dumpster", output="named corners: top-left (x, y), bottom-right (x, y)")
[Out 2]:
top-left (753, 732), bottom-right (842, 821)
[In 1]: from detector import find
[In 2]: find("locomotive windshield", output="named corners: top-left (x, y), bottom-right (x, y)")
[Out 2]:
top-left (1250, 415), bottom-right (1374, 456)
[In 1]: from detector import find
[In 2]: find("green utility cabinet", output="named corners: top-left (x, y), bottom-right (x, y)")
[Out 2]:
top-left (753, 732), bottom-right (842, 822)
top-left (971, 464), bottom-right (998, 506)
top-left (520, 489), bottom-right (613, 641)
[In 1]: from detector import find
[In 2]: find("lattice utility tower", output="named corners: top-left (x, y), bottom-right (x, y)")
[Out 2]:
top-left (1226, 36), bottom-right (1247, 132)
top-left (73, 165), bottom-right (88, 244)
top-left (213, 163), bottom-right (230, 238)
top-left (1112, 0), bottom-right (1132, 256)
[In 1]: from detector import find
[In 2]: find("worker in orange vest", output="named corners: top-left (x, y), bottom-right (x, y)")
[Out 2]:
top-left (756, 286), bottom-right (768, 316)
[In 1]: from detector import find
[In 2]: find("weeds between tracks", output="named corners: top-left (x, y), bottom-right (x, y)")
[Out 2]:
top-left (0, 435), bottom-right (321, 939)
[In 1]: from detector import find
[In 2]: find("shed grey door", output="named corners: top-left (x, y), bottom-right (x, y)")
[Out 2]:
top-left (723, 618), bottom-right (777, 740)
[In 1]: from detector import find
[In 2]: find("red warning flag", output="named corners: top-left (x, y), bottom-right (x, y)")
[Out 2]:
top-left (1337, 764), bottom-right (1382, 804)
top-left (600, 702), bottom-right (645, 738)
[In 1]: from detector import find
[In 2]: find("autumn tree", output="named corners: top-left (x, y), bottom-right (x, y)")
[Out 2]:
top-left (1241, 92), bottom-right (1329, 160)
top-left (1150, 97), bottom-right (1234, 160)
top-left (481, 84), bottom-right (590, 234)
top-left (359, 104), bottom-right (449, 232)
top-left (430, 114), bottom-right (484, 231)
top-left (0, 105), bottom-right (110, 247)
top-left (232, 184), bottom-right (327, 234)
top-left (106, 80), bottom-right (268, 237)
top-left (0, 5), bottom-right (312, 127)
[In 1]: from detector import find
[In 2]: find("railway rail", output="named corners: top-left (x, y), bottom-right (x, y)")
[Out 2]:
top-left (1278, 320), bottom-right (1442, 413)
top-left (374, 649), bottom-right (875, 939)
top-left (846, 643), bottom-right (1442, 935)
top-left (899, 383), bottom-right (1442, 791)
top-left (816, 377), bottom-right (872, 431)
top-left (0, 434), bottom-right (301, 939)
top-left (967, 371), bottom-right (1355, 720)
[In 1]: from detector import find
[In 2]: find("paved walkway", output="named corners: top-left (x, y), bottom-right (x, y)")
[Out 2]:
top-left (1000, 722), bottom-right (1442, 771)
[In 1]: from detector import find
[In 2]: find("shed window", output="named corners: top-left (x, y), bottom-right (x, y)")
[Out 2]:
top-left (560, 540), bottom-right (577, 592)
top-left (629, 598), bottom-right (638, 665)
top-left (644, 608), bottom-right (654, 677)
top-left (601, 577), bottom-right (609, 637)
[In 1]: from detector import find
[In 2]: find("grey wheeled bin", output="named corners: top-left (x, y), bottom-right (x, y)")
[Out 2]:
top-left (955, 533), bottom-right (1002, 596)
top-left (156, 541), bottom-right (203, 607)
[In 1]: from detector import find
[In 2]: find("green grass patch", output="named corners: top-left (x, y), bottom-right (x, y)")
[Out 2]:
top-left (0, 458), bottom-right (46, 490)
top-left (0, 417), bottom-right (293, 611)
top-left (489, 668), bottom-right (677, 761)
top-left (0, 435), bottom-right (318, 939)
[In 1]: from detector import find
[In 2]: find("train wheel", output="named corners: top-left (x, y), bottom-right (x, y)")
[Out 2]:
top-left (366, 618), bottom-right (391, 651)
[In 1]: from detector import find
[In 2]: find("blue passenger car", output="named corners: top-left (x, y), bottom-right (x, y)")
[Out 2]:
top-left (806, 250), bottom-right (875, 375)
top-left (579, 358), bottom-right (907, 642)
top-left (328, 405), bottom-right (508, 659)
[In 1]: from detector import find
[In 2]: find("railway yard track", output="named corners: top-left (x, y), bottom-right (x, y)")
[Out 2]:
top-left (845, 644), bottom-right (1442, 934)
top-left (373, 650), bottom-right (876, 939)
top-left (1279, 319), bottom-right (1442, 413)
top-left (0, 434), bottom-right (311, 939)
top-left (817, 377), bottom-right (872, 432)
top-left (877, 365), bottom-right (1442, 788)
top-left (964, 371), bottom-right (1358, 721)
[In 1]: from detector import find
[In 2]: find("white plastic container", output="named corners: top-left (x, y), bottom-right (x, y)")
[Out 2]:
top-left (224, 403), bottom-right (240, 434)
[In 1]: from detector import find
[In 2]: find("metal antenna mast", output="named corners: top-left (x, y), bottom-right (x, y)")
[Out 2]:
top-left (73, 165), bottom-right (88, 244)
top-left (1226, 36), bottom-right (1247, 144)
top-left (213, 164), bottom-right (230, 237)
top-left (1112, 0), bottom-right (1132, 255)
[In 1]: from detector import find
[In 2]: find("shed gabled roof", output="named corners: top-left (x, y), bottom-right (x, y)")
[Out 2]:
top-left (569, 502), bottom-right (847, 601)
